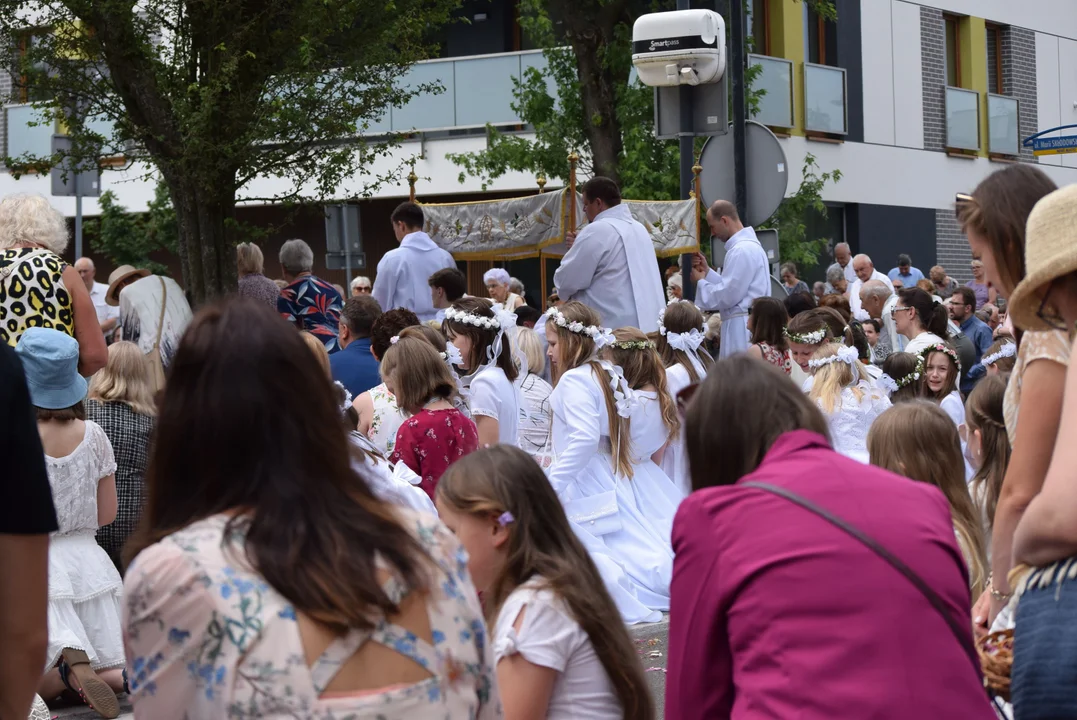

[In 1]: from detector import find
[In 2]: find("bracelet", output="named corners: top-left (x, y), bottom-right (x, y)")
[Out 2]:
top-left (990, 583), bottom-right (1012, 602)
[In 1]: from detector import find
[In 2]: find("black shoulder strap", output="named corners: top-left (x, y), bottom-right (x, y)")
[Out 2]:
top-left (741, 481), bottom-right (982, 678)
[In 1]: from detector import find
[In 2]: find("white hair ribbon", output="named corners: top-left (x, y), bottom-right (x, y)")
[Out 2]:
top-left (599, 360), bottom-right (637, 418)
top-left (807, 345), bottom-right (860, 369)
top-left (877, 373), bottom-right (899, 396)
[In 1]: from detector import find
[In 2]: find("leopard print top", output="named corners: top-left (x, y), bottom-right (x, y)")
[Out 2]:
top-left (0, 248), bottom-right (74, 346)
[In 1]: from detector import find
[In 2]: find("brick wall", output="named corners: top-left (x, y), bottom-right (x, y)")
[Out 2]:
top-left (0, 69), bottom-right (10, 167)
top-left (920, 7), bottom-right (946, 152)
top-left (935, 208), bottom-right (972, 283)
top-left (1001, 26), bottom-right (1037, 162)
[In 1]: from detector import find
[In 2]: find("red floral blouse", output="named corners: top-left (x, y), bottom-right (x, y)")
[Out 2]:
top-left (390, 408), bottom-right (479, 500)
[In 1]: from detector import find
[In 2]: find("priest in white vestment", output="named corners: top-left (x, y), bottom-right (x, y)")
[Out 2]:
top-left (691, 200), bottom-right (771, 358)
top-left (372, 201), bottom-right (457, 322)
top-left (553, 177), bottom-right (665, 333)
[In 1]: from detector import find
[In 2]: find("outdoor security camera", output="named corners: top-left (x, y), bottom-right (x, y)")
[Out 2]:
top-left (632, 9), bottom-right (726, 87)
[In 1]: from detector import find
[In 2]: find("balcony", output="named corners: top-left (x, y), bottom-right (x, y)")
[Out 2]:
top-left (365, 49), bottom-right (551, 134)
top-left (945, 86), bottom-right (980, 152)
top-left (5, 104), bottom-right (54, 159)
top-left (987, 94), bottom-right (1019, 156)
top-left (803, 63), bottom-right (847, 135)
top-left (748, 54), bottom-right (794, 129)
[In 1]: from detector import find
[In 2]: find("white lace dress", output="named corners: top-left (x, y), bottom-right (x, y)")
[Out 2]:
top-left (45, 420), bottom-right (125, 671)
top-left (816, 381), bottom-right (892, 464)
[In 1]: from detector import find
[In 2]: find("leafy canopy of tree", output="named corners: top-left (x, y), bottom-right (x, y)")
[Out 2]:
top-left (0, 0), bottom-right (458, 302)
top-left (84, 181), bottom-right (178, 275)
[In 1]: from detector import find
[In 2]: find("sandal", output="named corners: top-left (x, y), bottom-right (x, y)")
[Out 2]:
top-left (58, 648), bottom-right (120, 719)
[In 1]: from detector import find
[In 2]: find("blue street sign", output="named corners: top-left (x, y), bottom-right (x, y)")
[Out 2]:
top-left (1024, 124), bottom-right (1077, 156)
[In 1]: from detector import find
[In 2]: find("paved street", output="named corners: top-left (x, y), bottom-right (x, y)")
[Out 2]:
top-left (49, 616), bottom-right (669, 720)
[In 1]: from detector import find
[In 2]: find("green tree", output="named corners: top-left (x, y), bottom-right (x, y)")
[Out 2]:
top-left (85, 182), bottom-right (177, 274)
top-left (0, 0), bottom-right (458, 303)
top-left (766, 153), bottom-right (842, 268)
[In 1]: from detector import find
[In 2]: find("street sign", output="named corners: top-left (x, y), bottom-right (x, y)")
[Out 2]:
top-left (326, 252), bottom-right (367, 271)
top-left (325, 204), bottom-right (362, 254)
top-left (1031, 135), bottom-right (1077, 156)
top-left (50, 135), bottom-right (101, 198)
top-left (698, 120), bottom-right (788, 227)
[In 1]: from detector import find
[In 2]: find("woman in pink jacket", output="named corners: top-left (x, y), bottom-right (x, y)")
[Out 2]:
top-left (666, 356), bottom-right (996, 719)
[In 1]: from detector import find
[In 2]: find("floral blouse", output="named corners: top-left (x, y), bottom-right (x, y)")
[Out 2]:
top-left (123, 510), bottom-right (498, 719)
top-left (390, 409), bottom-right (478, 500)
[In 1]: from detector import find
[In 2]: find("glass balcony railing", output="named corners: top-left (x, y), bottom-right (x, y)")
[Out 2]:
top-left (748, 54), bottom-right (794, 128)
top-left (804, 63), bottom-right (847, 135)
top-left (945, 87), bottom-right (980, 152)
top-left (366, 49), bottom-right (551, 134)
top-left (5, 104), bottom-right (54, 159)
top-left (987, 94), bottom-right (1019, 156)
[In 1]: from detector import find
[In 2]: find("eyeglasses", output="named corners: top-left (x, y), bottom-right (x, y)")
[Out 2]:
top-left (1036, 278), bottom-right (1068, 330)
top-left (890, 306), bottom-right (915, 318)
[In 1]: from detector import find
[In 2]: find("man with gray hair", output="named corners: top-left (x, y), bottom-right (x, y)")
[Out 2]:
top-left (74, 256), bottom-right (120, 340)
top-left (848, 253), bottom-right (894, 321)
top-left (823, 265), bottom-right (847, 296)
top-left (278, 238), bottom-right (344, 352)
top-left (859, 279), bottom-right (902, 357)
top-left (827, 242), bottom-right (856, 286)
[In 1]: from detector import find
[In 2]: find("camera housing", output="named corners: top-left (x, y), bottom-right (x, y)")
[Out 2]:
top-left (631, 10), bottom-right (726, 88)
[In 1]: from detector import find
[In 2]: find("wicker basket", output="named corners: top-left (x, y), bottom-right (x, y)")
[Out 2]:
top-left (978, 628), bottom-right (1014, 701)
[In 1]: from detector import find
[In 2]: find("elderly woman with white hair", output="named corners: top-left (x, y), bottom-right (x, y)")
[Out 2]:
top-left (483, 267), bottom-right (525, 312)
top-left (0, 194), bottom-right (106, 374)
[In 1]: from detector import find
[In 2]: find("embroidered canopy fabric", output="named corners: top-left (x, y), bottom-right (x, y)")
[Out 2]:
top-left (420, 190), bottom-right (699, 260)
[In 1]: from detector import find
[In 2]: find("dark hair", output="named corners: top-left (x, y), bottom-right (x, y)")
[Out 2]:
top-left (514, 305), bottom-right (542, 327)
top-left (818, 293), bottom-right (851, 323)
top-left (35, 401), bottom-right (86, 422)
top-left (580, 176), bottom-right (621, 207)
top-left (370, 307), bottom-right (420, 359)
top-left (881, 352), bottom-right (922, 403)
top-left (749, 296), bottom-right (788, 352)
top-left (864, 318), bottom-right (881, 333)
top-left (340, 295), bottom-right (382, 338)
top-left (437, 447), bottom-right (654, 720)
top-left (965, 375), bottom-right (1009, 531)
top-left (847, 320), bottom-right (871, 362)
top-left (428, 267), bottom-right (466, 301)
top-left (783, 291), bottom-right (816, 318)
top-left (897, 287), bottom-right (949, 337)
top-left (793, 306), bottom-right (854, 346)
top-left (390, 201), bottom-right (424, 229)
top-left (920, 341), bottom-right (960, 401)
top-left (953, 286), bottom-right (976, 310)
top-left (685, 356), bottom-right (831, 490)
top-left (897, 254), bottom-right (912, 266)
top-left (445, 296), bottom-right (519, 383)
top-left (127, 299), bottom-right (429, 631)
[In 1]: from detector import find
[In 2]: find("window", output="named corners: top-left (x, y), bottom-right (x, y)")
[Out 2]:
top-left (986, 24), bottom-right (1003, 94)
top-left (749, 0), bottom-right (770, 55)
top-left (14, 29), bottom-right (52, 104)
top-left (943, 14), bottom-right (961, 87)
top-left (805, 7), bottom-right (837, 66)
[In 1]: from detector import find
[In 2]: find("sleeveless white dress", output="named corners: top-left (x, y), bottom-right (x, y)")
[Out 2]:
top-left (816, 380), bottom-right (892, 463)
top-left (659, 363), bottom-right (693, 497)
top-left (45, 421), bottom-right (125, 671)
top-left (548, 365), bottom-right (682, 624)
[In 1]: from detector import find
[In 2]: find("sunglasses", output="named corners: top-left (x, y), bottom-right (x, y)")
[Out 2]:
top-left (890, 306), bottom-right (915, 318)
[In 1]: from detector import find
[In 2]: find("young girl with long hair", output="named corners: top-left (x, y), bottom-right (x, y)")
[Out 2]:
top-left (786, 307), bottom-right (854, 388)
top-left (382, 335), bottom-right (478, 500)
top-left (445, 296), bottom-right (521, 447)
top-left (808, 342), bottom-right (891, 463)
top-left (437, 446), bottom-right (654, 720)
top-left (893, 287), bottom-right (950, 356)
top-left (965, 375), bottom-right (1010, 539)
top-left (544, 301), bottom-right (675, 623)
top-left (879, 352), bottom-right (923, 404)
top-left (745, 296), bottom-right (791, 374)
top-left (920, 342), bottom-right (964, 428)
top-left (868, 401), bottom-right (989, 598)
top-left (654, 301), bottom-right (711, 495)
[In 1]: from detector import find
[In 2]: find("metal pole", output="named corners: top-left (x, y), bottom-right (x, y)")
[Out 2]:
top-left (677, 0), bottom-right (696, 303)
top-left (343, 206), bottom-right (352, 291)
top-left (74, 168), bottom-right (83, 260)
top-left (730, 0), bottom-right (748, 221)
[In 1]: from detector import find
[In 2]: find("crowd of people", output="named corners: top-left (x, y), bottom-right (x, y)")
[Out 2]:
top-left (3, 165), bottom-right (1077, 719)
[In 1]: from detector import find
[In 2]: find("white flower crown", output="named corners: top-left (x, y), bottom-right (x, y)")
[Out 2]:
top-left (877, 373), bottom-right (899, 395)
top-left (444, 306), bottom-right (501, 330)
top-left (785, 327), bottom-right (828, 345)
top-left (920, 342), bottom-right (961, 372)
top-left (544, 307), bottom-right (615, 349)
top-left (807, 344), bottom-right (859, 369)
top-left (981, 342), bottom-right (1016, 367)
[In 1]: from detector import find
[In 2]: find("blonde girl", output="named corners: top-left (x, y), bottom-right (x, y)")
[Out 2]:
top-left (868, 401), bottom-right (989, 598)
top-left (436, 446), bottom-right (654, 720)
top-left (965, 375), bottom-right (1011, 539)
top-left (381, 335), bottom-right (478, 499)
top-left (919, 342), bottom-right (964, 429)
top-left (544, 301), bottom-right (674, 623)
top-left (808, 342), bottom-right (891, 463)
top-left (786, 307), bottom-right (852, 388)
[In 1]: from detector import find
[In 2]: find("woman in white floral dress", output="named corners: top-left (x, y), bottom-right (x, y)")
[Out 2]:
top-left (123, 301), bottom-right (497, 719)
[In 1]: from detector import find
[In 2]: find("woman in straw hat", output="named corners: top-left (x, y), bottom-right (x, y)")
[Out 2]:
top-left (1006, 184), bottom-right (1077, 717)
top-left (955, 165), bottom-right (1066, 633)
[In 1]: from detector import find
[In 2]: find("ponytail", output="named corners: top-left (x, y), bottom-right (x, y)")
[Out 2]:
top-left (898, 287), bottom-right (949, 337)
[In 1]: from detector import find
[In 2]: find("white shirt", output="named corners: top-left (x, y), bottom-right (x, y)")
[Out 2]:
top-left (88, 280), bottom-right (119, 336)
top-left (466, 366), bottom-right (520, 446)
top-left (553, 204), bottom-right (665, 333)
top-left (828, 260), bottom-right (858, 286)
top-left (372, 231), bottom-right (456, 322)
top-left (903, 331), bottom-right (946, 357)
top-left (879, 294), bottom-right (906, 353)
top-left (694, 226), bottom-right (770, 316)
top-left (493, 579), bottom-right (622, 720)
top-left (849, 270), bottom-right (895, 321)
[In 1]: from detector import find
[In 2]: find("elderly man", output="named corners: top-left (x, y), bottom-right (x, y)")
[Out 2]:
top-left (859, 279), bottom-right (901, 356)
top-left (278, 239), bottom-right (344, 352)
top-left (372, 202), bottom-right (456, 323)
top-left (976, 303), bottom-right (1001, 332)
top-left (553, 176), bottom-right (664, 332)
top-left (691, 200), bottom-right (770, 357)
top-left (950, 287), bottom-right (993, 395)
top-left (827, 242), bottom-right (857, 286)
top-left (823, 265), bottom-right (847, 296)
top-left (74, 257), bottom-right (120, 340)
top-left (848, 254), bottom-right (894, 321)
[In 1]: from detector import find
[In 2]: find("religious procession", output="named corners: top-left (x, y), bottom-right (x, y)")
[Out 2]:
top-left (4, 1), bottom-right (1077, 719)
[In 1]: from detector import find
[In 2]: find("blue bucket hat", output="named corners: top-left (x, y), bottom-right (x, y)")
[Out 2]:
top-left (14, 328), bottom-right (88, 410)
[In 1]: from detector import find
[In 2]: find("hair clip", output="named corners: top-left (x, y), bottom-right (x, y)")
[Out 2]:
top-left (497, 511), bottom-right (514, 526)
top-left (390, 336), bottom-right (400, 345)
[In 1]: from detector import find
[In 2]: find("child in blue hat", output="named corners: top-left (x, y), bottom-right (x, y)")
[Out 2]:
top-left (16, 328), bottom-right (125, 718)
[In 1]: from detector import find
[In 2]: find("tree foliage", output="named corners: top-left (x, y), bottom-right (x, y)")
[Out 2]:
top-left (0, 0), bottom-right (458, 302)
top-left (85, 182), bottom-right (177, 275)
top-left (768, 153), bottom-right (842, 268)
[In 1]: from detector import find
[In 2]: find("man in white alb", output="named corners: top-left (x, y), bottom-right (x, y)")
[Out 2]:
top-left (848, 253), bottom-right (895, 321)
top-left (691, 200), bottom-right (770, 358)
top-left (553, 177), bottom-right (665, 333)
top-left (372, 202), bottom-right (457, 322)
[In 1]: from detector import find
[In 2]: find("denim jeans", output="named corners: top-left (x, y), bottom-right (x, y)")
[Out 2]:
top-left (1012, 558), bottom-right (1077, 718)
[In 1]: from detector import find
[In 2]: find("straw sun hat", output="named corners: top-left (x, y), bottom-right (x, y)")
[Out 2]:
top-left (105, 264), bottom-right (150, 306)
top-left (1009, 184), bottom-right (1077, 332)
